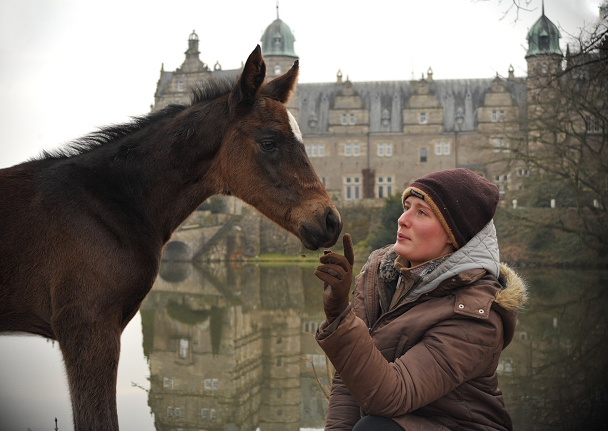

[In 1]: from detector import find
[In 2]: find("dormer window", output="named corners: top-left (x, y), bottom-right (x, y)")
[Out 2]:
top-left (381, 108), bottom-right (390, 126)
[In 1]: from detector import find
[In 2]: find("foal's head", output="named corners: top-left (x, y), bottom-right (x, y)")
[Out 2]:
top-left (211, 46), bottom-right (341, 250)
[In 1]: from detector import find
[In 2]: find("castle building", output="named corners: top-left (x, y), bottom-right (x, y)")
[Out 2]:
top-left (153, 6), bottom-right (573, 204)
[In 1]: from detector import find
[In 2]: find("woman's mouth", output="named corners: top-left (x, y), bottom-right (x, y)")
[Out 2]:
top-left (397, 232), bottom-right (410, 241)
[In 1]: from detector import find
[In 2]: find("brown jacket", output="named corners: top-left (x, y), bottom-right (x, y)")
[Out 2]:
top-left (317, 223), bottom-right (527, 431)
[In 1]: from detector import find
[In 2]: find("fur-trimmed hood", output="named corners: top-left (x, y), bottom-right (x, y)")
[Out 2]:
top-left (378, 221), bottom-right (528, 312)
top-left (496, 262), bottom-right (528, 311)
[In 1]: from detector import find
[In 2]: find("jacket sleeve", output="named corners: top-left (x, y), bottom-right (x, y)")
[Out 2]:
top-left (316, 308), bottom-right (504, 417)
top-left (325, 372), bottom-right (361, 430)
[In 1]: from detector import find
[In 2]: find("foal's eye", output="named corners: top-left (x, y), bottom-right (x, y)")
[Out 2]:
top-left (260, 140), bottom-right (276, 152)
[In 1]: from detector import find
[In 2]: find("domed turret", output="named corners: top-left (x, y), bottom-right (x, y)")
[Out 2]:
top-left (525, 2), bottom-right (564, 81)
top-left (526, 2), bottom-right (563, 58)
top-left (260, 16), bottom-right (297, 59)
top-left (259, 5), bottom-right (299, 81)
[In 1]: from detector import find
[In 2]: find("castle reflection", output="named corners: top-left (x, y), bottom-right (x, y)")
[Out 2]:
top-left (141, 263), bottom-right (608, 431)
top-left (141, 261), bottom-right (329, 431)
top-left (498, 268), bottom-right (608, 431)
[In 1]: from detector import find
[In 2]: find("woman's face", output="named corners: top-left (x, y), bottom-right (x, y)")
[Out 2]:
top-left (394, 195), bottom-right (454, 267)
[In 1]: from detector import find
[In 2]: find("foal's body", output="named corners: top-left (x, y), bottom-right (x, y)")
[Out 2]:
top-left (0, 46), bottom-right (341, 430)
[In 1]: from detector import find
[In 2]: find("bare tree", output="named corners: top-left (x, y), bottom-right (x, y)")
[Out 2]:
top-left (474, 0), bottom-right (535, 22)
top-left (506, 23), bottom-right (608, 255)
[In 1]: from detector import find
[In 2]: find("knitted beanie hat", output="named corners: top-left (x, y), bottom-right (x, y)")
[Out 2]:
top-left (402, 168), bottom-right (500, 249)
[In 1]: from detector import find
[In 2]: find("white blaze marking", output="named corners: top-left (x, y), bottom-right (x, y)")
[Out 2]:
top-left (287, 110), bottom-right (303, 144)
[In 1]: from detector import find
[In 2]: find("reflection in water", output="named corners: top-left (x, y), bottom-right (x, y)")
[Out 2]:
top-left (500, 268), bottom-right (608, 431)
top-left (142, 263), bottom-right (608, 431)
top-left (141, 261), bottom-right (328, 431)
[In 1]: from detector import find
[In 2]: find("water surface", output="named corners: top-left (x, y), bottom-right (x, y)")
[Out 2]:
top-left (1, 263), bottom-right (606, 430)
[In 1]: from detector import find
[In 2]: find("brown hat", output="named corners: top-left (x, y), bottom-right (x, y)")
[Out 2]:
top-left (402, 168), bottom-right (500, 249)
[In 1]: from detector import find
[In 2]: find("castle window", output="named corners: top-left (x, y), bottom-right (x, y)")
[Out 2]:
top-left (163, 377), bottom-right (175, 390)
top-left (344, 176), bottom-right (361, 201)
top-left (305, 143), bottom-right (325, 157)
top-left (201, 408), bottom-right (208, 419)
top-left (381, 108), bottom-right (391, 126)
top-left (179, 339), bottom-right (189, 359)
top-left (492, 110), bottom-right (506, 122)
top-left (420, 148), bottom-right (427, 162)
top-left (378, 143), bottom-right (392, 157)
top-left (586, 115), bottom-right (602, 134)
top-left (341, 114), bottom-right (348, 125)
top-left (419, 112), bottom-right (427, 124)
top-left (177, 81), bottom-right (184, 92)
top-left (345, 143), bottom-right (360, 157)
top-left (492, 138), bottom-right (510, 153)
top-left (435, 141), bottom-right (451, 155)
top-left (349, 113), bottom-right (356, 125)
top-left (541, 62), bottom-right (548, 74)
top-left (377, 176), bottom-right (394, 198)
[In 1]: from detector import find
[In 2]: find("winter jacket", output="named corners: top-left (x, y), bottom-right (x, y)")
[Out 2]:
top-left (316, 221), bottom-right (528, 431)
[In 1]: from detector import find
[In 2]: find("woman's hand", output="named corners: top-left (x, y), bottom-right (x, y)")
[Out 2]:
top-left (315, 234), bottom-right (355, 323)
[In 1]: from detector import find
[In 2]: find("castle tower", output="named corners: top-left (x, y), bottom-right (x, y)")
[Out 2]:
top-left (260, 4), bottom-right (299, 115)
top-left (525, 1), bottom-right (563, 80)
top-left (180, 30), bottom-right (209, 73)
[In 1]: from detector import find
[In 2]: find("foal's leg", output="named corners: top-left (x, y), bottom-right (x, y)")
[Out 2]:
top-left (54, 313), bottom-right (122, 431)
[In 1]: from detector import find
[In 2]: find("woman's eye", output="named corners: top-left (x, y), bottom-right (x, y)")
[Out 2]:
top-left (260, 141), bottom-right (276, 152)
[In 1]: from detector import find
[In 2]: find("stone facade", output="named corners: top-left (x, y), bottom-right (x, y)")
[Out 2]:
top-left (152, 9), bottom-right (570, 205)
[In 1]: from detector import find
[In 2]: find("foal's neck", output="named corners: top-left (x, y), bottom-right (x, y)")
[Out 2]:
top-left (137, 101), bottom-right (228, 242)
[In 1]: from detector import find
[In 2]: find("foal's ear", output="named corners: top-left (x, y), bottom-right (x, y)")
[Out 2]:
top-left (229, 45), bottom-right (266, 109)
top-left (261, 60), bottom-right (299, 104)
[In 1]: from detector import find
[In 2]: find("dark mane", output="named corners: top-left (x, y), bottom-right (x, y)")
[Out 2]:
top-left (190, 75), bottom-right (237, 106)
top-left (38, 75), bottom-right (238, 161)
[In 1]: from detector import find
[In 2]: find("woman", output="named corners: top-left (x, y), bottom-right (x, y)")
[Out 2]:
top-left (315, 168), bottom-right (527, 431)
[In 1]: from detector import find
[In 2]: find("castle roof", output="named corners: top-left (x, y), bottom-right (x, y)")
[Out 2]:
top-left (526, 5), bottom-right (563, 58)
top-left (260, 18), bottom-right (298, 58)
top-left (297, 78), bottom-right (527, 135)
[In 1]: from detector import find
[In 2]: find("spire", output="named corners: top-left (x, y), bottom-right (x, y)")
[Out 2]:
top-left (276, 0), bottom-right (279, 19)
top-left (542, 0), bottom-right (545, 16)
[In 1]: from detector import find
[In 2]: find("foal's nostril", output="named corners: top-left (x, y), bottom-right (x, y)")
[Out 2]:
top-left (324, 207), bottom-right (341, 233)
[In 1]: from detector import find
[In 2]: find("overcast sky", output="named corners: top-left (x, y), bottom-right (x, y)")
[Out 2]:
top-left (0, 0), bottom-right (601, 168)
